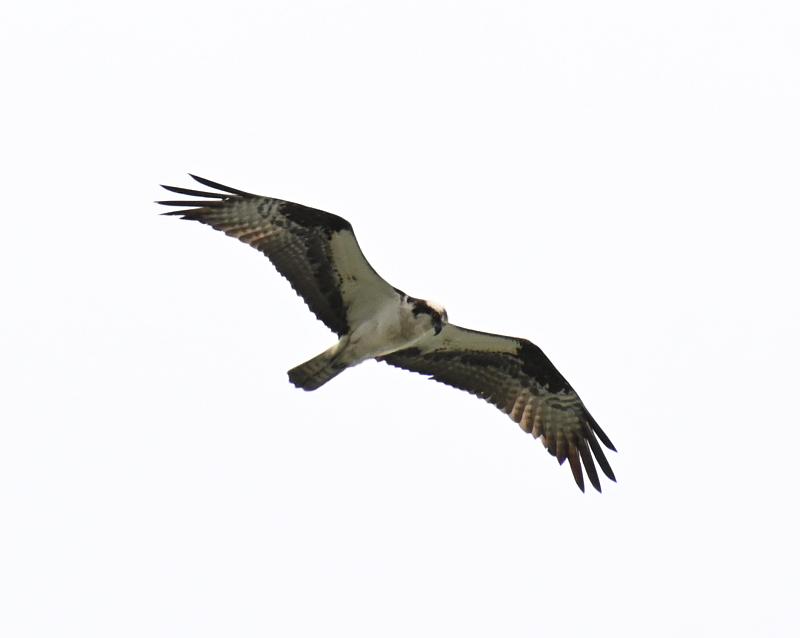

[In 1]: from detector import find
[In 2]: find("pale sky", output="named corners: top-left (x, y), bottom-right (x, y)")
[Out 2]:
top-left (2, 1), bottom-right (799, 636)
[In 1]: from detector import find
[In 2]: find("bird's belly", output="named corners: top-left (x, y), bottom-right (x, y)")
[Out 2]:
top-left (342, 313), bottom-right (430, 364)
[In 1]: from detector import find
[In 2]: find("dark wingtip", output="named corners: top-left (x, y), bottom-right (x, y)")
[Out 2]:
top-left (155, 200), bottom-right (184, 214)
top-left (161, 183), bottom-right (229, 199)
top-left (600, 463), bottom-right (616, 482)
top-left (567, 444), bottom-right (584, 492)
top-left (188, 174), bottom-right (253, 197)
top-left (584, 425), bottom-right (616, 482)
top-left (578, 439), bottom-right (602, 492)
top-left (587, 413), bottom-right (617, 452)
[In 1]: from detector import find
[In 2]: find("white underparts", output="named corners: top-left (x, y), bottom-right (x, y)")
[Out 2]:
top-left (333, 296), bottom-right (437, 367)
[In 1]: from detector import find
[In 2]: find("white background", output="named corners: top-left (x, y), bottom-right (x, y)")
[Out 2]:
top-left (2, 1), bottom-right (799, 636)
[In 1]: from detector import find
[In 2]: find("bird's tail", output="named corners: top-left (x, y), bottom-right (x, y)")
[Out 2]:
top-left (287, 347), bottom-right (347, 391)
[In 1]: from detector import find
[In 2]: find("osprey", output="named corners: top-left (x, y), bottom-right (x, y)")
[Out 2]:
top-left (159, 175), bottom-right (617, 492)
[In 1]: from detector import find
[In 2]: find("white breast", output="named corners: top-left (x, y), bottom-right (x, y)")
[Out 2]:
top-left (339, 296), bottom-right (433, 365)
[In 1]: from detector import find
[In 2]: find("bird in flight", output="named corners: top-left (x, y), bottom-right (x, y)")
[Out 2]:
top-left (159, 175), bottom-right (617, 492)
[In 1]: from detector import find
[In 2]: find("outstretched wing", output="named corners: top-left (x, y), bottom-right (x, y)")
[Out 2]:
top-left (380, 324), bottom-right (616, 492)
top-left (158, 175), bottom-right (398, 336)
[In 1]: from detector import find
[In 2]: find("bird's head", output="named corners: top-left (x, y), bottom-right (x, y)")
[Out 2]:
top-left (411, 298), bottom-right (448, 335)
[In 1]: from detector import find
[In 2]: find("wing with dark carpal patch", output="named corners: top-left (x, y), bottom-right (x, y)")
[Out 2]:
top-left (380, 324), bottom-right (616, 492)
top-left (158, 175), bottom-right (398, 336)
